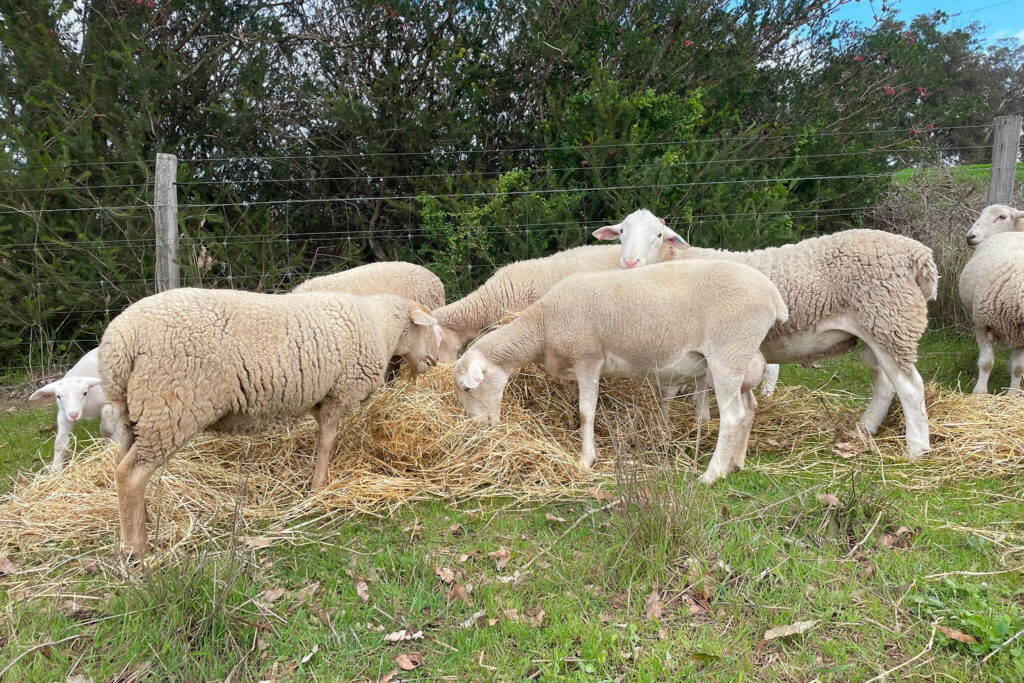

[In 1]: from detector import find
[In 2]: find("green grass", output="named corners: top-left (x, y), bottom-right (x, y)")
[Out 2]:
top-left (1, 331), bottom-right (1023, 680)
top-left (891, 163), bottom-right (1024, 187)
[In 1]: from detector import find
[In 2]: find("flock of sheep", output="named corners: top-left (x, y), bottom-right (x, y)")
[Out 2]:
top-left (27, 203), bottom-right (1024, 558)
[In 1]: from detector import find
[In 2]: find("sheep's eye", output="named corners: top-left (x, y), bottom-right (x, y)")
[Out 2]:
top-left (657, 233), bottom-right (663, 239)
top-left (83, 391), bottom-right (88, 396)
top-left (998, 215), bottom-right (1007, 221)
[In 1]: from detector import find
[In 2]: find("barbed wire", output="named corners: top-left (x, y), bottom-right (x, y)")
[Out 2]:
top-left (0, 123), bottom-right (993, 173)
top-left (0, 205), bottom-right (877, 251)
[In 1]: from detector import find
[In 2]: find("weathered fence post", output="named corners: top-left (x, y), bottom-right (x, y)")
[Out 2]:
top-left (987, 115), bottom-right (1023, 206)
top-left (154, 152), bottom-right (180, 292)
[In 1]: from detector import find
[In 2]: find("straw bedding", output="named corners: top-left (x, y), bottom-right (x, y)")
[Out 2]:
top-left (0, 365), bottom-right (1021, 557)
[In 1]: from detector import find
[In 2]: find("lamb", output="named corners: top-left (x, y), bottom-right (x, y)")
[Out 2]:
top-left (600, 213), bottom-right (938, 457)
top-left (99, 287), bottom-right (442, 557)
top-left (452, 260), bottom-right (789, 484)
top-left (28, 348), bottom-right (119, 470)
top-left (965, 204), bottom-right (1024, 246)
top-left (292, 261), bottom-right (444, 309)
top-left (958, 231), bottom-right (1024, 394)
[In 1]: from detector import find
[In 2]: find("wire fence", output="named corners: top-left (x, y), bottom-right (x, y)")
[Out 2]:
top-left (1, 123), bottom-right (1019, 380)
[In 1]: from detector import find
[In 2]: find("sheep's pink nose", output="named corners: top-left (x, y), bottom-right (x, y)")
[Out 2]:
top-left (68, 412), bottom-right (80, 420)
top-left (623, 258), bottom-right (639, 269)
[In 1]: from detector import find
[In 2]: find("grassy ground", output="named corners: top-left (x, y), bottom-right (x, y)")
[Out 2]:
top-left (1, 331), bottom-right (1022, 681)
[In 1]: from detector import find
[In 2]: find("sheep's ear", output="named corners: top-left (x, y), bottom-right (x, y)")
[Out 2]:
top-left (592, 223), bottom-right (622, 241)
top-left (432, 324), bottom-right (443, 349)
top-left (657, 216), bottom-right (666, 226)
top-left (462, 362), bottom-right (484, 389)
top-left (1012, 208), bottom-right (1024, 220)
top-left (82, 376), bottom-right (103, 389)
top-left (664, 227), bottom-right (688, 247)
top-left (408, 305), bottom-right (438, 326)
top-left (29, 381), bottom-right (59, 401)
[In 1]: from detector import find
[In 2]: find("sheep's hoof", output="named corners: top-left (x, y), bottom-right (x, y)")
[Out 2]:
top-left (698, 471), bottom-right (722, 485)
top-left (971, 385), bottom-right (989, 395)
top-left (577, 457), bottom-right (595, 469)
top-left (904, 444), bottom-right (929, 459)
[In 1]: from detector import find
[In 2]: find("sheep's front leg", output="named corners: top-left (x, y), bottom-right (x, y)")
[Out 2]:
top-left (52, 411), bottom-right (73, 471)
top-left (311, 400), bottom-right (345, 490)
top-left (858, 346), bottom-right (895, 435)
top-left (1009, 347), bottom-right (1024, 396)
top-left (574, 365), bottom-right (602, 469)
top-left (973, 329), bottom-right (995, 395)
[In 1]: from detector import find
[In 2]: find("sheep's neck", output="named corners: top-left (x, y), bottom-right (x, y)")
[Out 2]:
top-left (479, 311), bottom-right (543, 373)
top-left (434, 276), bottom-right (520, 344)
top-left (371, 302), bottom-right (413, 359)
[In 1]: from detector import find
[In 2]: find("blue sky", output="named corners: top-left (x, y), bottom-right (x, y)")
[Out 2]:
top-left (835, 0), bottom-right (1024, 44)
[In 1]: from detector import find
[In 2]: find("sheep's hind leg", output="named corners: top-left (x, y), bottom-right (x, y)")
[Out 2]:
top-left (864, 343), bottom-right (929, 457)
top-left (115, 443), bottom-right (172, 559)
top-left (574, 363), bottom-right (603, 469)
top-left (694, 373), bottom-right (711, 423)
top-left (730, 390), bottom-right (757, 473)
top-left (311, 399), bottom-right (347, 490)
top-left (973, 329), bottom-right (995, 395)
top-left (1008, 347), bottom-right (1024, 396)
top-left (759, 364), bottom-right (779, 396)
top-left (858, 346), bottom-right (896, 435)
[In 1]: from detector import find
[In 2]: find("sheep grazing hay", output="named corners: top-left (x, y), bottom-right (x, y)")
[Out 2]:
top-left (0, 365), bottom-right (1022, 558)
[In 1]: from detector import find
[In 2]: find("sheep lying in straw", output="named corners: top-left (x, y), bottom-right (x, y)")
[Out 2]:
top-left (600, 213), bottom-right (938, 458)
top-left (453, 260), bottom-right (788, 484)
top-left (958, 231), bottom-right (1024, 394)
top-left (99, 287), bottom-right (442, 557)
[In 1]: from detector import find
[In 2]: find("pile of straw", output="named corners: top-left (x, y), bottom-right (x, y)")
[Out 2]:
top-left (0, 366), bottom-right (1021, 558)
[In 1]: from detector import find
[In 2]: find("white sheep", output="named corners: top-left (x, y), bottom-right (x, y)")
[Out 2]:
top-left (292, 261), bottom-right (444, 309)
top-left (432, 244), bottom-right (627, 360)
top-left (965, 204), bottom-right (1024, 246)
top-left (958, 231), bottom-right (1024, 394)
top-left (98, 287), bottom-right (442, 557)
top-left (598, 213), bottom-right (938, 457)
top-left (453, 260), bottom-right (788, 484)
top-left (28, 348), bottom-right (118, 470)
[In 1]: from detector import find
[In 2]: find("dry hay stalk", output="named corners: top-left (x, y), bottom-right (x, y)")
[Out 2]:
top-left (0, 367), bottom-right (1022, 559)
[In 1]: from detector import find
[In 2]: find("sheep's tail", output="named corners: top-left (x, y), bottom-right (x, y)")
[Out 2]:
top-left (912, 248), bottom-right (940, 302)
top-left (97, 327), bottom-right (135, 458)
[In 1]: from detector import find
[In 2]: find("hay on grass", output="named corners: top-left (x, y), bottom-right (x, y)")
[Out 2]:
top-left (0, 365), bottom-right (1022, 559)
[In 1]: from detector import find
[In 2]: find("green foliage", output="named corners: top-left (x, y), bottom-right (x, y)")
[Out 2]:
top-left (0, 0), bottom-right (1020, 366)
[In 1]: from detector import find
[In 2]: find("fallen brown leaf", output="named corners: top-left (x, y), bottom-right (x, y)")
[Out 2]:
top-left (764, 620), bottom-right (819, 642)
top-left (832, 440), bottom-right (858, 458)
top-left (65, 676), bottom-right (92, 683)
top-left (384, 629), bottom-right (424, 643)
top-left (448, 523), bottom-right (463, 536)
top-left (545, 513), bottom-right (567, 523)
top-left (239, 536), bottom-right (273, 549)
top-left (261, 587), bottom-right (289, 604)
top-left (817, 493), bottom-right (845, 508)
top-left (316, 608), bottom-right (332, 626)
top-left (446, 582), bottom-right (472, 607)
top-left (345, 569), bottom-right (372, 602)
top-left (394, 651), bottom-right (424, 671)
top-left (461, 609), bottom-right (487, 628)
top-left (294, 581), bottom-right (320, 602)
top-left (300, 643), bottom-right (319, 664)
top-left (434, 564), bottom-right (455, 584)
top-left (587, 487), bottom-right (615, 502)
top-left (0, 554), bottom-right (18, 576)
top-left (643, 584), bottom-right (664, 621)
top-left (523, 606), bottom-right (545, 627)
top-left (936, 624), bottom-right (978, 644)
top-left (380, 670), bottom-right (399, 683)
top-left (402, 520), bottom-right (424, 539)
top-left (495, 570), bottom-right (523, 585)
top-left (488, 547), bottom-right (511, 570)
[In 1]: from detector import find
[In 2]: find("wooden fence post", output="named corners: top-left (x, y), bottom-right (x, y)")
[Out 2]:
top-left (154, 152), bottom-right (180, 292)
top-left (987, 115), bottom-right (1023, 206)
